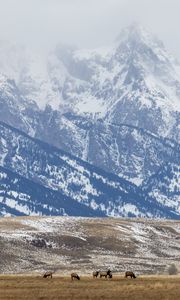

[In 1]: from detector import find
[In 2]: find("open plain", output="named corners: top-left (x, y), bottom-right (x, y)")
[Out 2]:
top-left (0, 274), bottom-right (180, 300)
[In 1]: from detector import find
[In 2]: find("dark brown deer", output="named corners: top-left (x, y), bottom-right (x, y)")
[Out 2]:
top-left (93, 271), bottom-right (99, 278)
top-left (125, 271), bottom-right (136, 279)
top-left (43, 271), bottom-right (53, 278)
top-left (71, 273), bottom-right (80, 280)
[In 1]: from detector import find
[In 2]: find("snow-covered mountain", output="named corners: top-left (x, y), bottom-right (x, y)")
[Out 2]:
top-left (1, 69), bottom-right (179, 187)
top-left (0, 166), bottom-right (105, 217)
top-left (0, 41), bottom-right (69, 111)
top-left (0, 73), bottom-right (35, 133)
top-left (143, 162), bottom-right (180, 214)
top-left (35, 112), bottom-right (179, 185)
top-left (0, 24), bottom-right (180, 140)
top-left (0, 121), bottom-right (178, 218)
top-left (0, 24), bottom-right (180, 218)
top-left (50, 24), bottom-right (180, 140)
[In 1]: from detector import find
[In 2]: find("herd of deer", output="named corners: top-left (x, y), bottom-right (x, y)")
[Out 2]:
top-left (43, 270), bottom-right (136, 280)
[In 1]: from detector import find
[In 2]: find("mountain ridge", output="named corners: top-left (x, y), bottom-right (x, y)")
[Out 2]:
top-left (0, 121), bottom-right (179, 218)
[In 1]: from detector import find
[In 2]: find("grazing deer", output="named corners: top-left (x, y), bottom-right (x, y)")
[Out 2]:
top-left (93, 271), bottom-right (99, 278)
top-left (71, 273), bottom-right (80, 280)
top-left (43, 271), bottom-right (53, 278)
top-left (99, 269), bottom-right (112, 279)
top-left (125, 271), bottom-right (136, 279)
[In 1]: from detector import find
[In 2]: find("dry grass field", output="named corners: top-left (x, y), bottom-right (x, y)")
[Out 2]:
top-left (0, 274), bottom-right (180, 300)
top-left (1, 217), bottom-right (180, 299)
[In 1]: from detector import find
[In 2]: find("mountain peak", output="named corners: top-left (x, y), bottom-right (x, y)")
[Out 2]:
top-left (116, 23), bottom-right (164, 50)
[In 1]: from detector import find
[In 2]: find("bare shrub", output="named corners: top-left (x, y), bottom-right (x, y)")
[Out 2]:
top-left (168, 264), bottom-right (178, 275)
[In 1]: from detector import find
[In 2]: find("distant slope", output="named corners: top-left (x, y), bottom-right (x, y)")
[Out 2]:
top-left (0, 216), bottom-right (180, 274)
top-left (0, 121), bottom-right (178, 218)
top-left (39, 112), bottom-right (179, 185)
top-left (143, 162), bottom-right (180, 214)
top-left (0, 166), bottom-right (105, 217)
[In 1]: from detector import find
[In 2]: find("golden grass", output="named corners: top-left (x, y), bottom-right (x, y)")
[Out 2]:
top-left (0, 274), bottom-right (180, 300)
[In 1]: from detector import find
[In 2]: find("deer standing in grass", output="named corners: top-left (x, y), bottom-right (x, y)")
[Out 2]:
top-left (93, 271), bottom-right (99, 278)
top-left (99, 269), bottom-right (112, 279)
top-left (125, 271), bottom-right (136, 279)
top-left (43, 271), bottom-right (53, 278)
top-left (71, 273), bottom-right (80, 280)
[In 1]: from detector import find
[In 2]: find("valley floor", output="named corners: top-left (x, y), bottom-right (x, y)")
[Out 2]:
top-left (0, 274), bottom-right (180, 300)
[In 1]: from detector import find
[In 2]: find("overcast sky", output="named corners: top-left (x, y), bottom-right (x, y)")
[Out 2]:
top-left (0, 0), bottom-right (179, 58)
